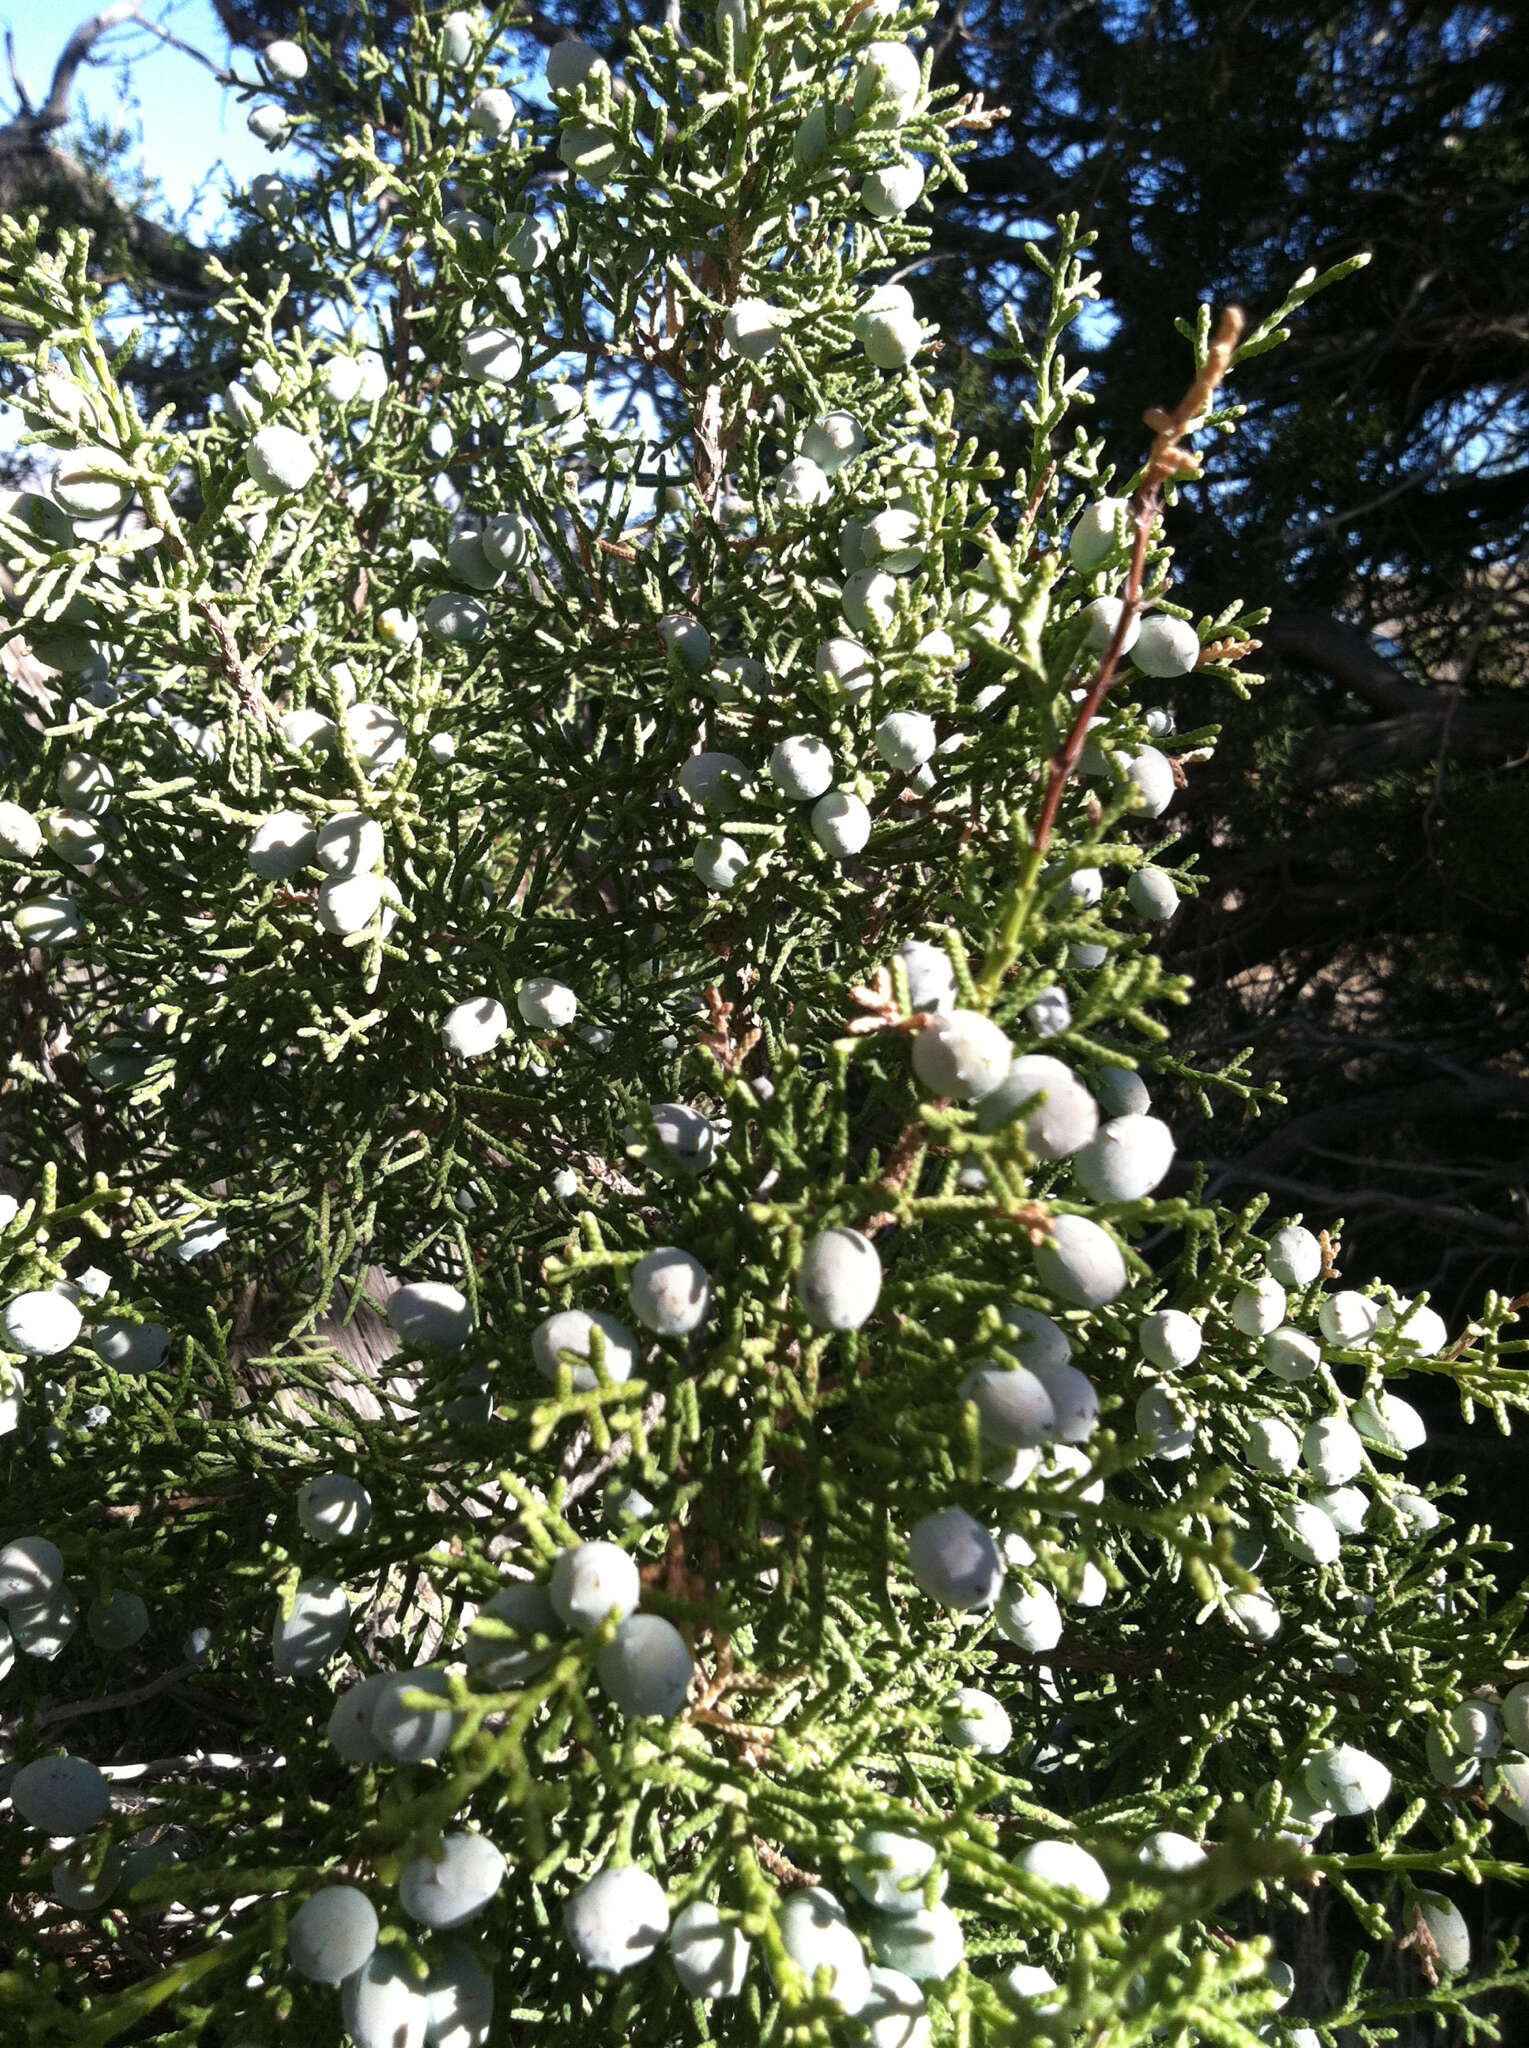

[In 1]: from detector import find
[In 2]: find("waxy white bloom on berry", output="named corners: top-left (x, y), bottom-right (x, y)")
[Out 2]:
top-left (4, 1290), bottom-right (82, 1357)
top-left (1319, 1290), bottom-right (1381, 1346)
top-left (442, 996), bottom-right (507, 1058)
top-left (775, 456), bottom-right (830, 509)
top-left (0, 801), bottom-right (42, 860)
top-left (722, 298), bottom-right (784, 362)
top-left (843, 567), bottom-right (899, 635)
top-left (0, 1538), bottom-right (64, 1606)
top-left (460, 326), bottom-right (522, 383)
top-left (1314, 1484), bottom-right (1369, 1535)
top-left (1246, 1414), bottom-right (1300, 1476)
top-left (710, 653), bottom-right (764, 702)
top-left (263, 37), bottom-right (308, 80)
top-left (996, 1579), bottom-right (1063, 1651)
top-left (12, 1754), bottom-right (110, 1834)
top-left (564, 1866), bottom-right (669, 1973)
top-left (597, 1613), bottom-right (694, 1716)
top-left (1133, 614), bottom-right (1202, 677)
top-left (1277, 1498), bottom-right (1341, 1566)
top-left (1137, 1386), bottom-right (1194, 1460)
top-left (53, 443), bottom-right (131, 518)
top-left (1303, 1412), bottom-right (1366, 1485)
top-left (1017, 1839), bottom-right (1109, 1905)
top-left (907, 1507), bottom-right (1003, 1611)
top-left (280, 706), bottom-right (337, 750)
top-left (517, 977), bottom-right (578, 1029)
top-left (247, 103), bottom-right (289, 144)
top-left (770, 735), bottom-right (834, 801)
top-left (659, 612), bottom-right (712, 667)
top-left (87, 1591), bottom-right (149, 1648)
top-left (811, 791), bottom-right (871, 854)
top-left (959, 1363), bottom-right (1056, 1449)
top-left (1230, 1276), bottom-right (1287, 1336)
top-left (469, 87), bottom-right (516, 138)
top-left (669, 1900), bottom-right (751, 1999)
top-left (1122, 745), bottom-right (1176, 816)
top-left (246, 424), bottom-right (316, 494)
top-left (693, 835), bottom-right (748, 891)
top-left (1304, 1743), bottom-right (1391, 1816)
top-left (345, 701), bottom-right (406, 775)
top-left (316, 812), bottom-right (383, 876)
top-left (912, 1008), bottom-right (1012, 1101)
top-left (629, 1247), bottom-right (710, 1336)
top-left (250, 171), bottom-right (294, 218)
top-left (862, 162), bottom-right (926, 218)
top-left (248, 810), bottom-right (314, 880)
top-left (1227, 1588), bottom-right (1282, 1640)
top-left (545, 39), bottom-right (602, 91)
top-left (342, 1954), bottom-right (429, 2048)
top-left (287, 1887), bottom-right (379, 1984)
top-left (847, 1831), bottom-right (944, 1917)
top-left (533, 1308), bottom-right (637, 1390)
top-left (272, 1576), bottom-right (349, 1675)
top-left (1069, 498), bottom-right (1128, 572)
top-left (55, 751), bottom-right (113, 812)
top-left (424, 593), bottom-right (489, 645)
top-left (874, 711), bottom-right (937, 771)
top-left (871, 1907), bottom-right (963, 1984)
top-left (802, 411), bottom-right (865, 473)
top-left (1128, 867), bottom-right (1179, 920)
top-left (1027, 985), bottom-right (1071, 1038)
top-left (1265, 1225), bottom-right (1322, 1295)
top-left (797, 1228), bottom-right (881, 1330)
top-left (550, 1541), bottom-right (641, 1634)
top-left (815, 635), bottom-right (876, 701)
top-left (372, 1666), bottom-right (459, 1760)
top-left (852, 40), bottom-right (923, 124)
top-left (1138, 1308), bottom-right (1202, 1370)
top-left (861, 508), bottom-right (923, 572)
top-left (1033, 1215), bottom-right (1127, 1306)
top-left (400, 1835), bottom-right (507, 1929)
top-left (1262, 1325), bottom-right (1321, 1382)
top-left (1079, 595), bottom-right (1141, 655)
top-left (389, 1281), bottom-right (473, 1349)
top-left (1353, 1388), bottom-right (1426, 1454)
top-left (1396, 1300), bottom-right (1448, 1356)
top-left (943, 1687), bottom-right (1010, 1753)
top-left (297, 1474), bottom-right (372, 1543)
top-left (860, 307), bottom-right (924, 370)
top-left (1029, 1356), bottom-right (1099, 1441)
top-left (316, 873), bottom-right (393, 935)
top-left (1073, 1114), bottom-right (1175, 1201)
top-left (774, 1889), bottom-right (872, 2013)
top-left (92, 1319), bottom-right (170, 1371)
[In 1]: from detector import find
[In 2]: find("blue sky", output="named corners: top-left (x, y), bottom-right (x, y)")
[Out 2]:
top-left (3, 1), bottom-right (269, 230)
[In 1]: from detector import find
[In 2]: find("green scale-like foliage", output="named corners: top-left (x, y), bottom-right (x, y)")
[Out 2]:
top-left (0, 4), bottom-right (1526, 2045)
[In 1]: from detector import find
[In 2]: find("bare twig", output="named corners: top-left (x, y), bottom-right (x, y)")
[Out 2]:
top-left (5, 28), bottom-right (34, 115)
top-left (36, 1661), bottom-right (198, 1730)
top-left (1032, 304), bottom-right (1246, 855)
top-left (35, 0), bottom-right (147, 134)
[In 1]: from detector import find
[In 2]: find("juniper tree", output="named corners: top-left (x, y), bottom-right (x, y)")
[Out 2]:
top-left (0, 5), bottom-right (1527, 2047)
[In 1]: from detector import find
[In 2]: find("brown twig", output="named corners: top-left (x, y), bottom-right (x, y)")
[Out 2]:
top-left (196, 599), bottom-right (271, 724)
top-left (865, 1118), bottom-right (933, 1234)
top-left (754, 1839), bottom-right (821, 1888)
top-left (698, 985), bottom-right (761, 1072)
top-left (36, 1661), bottom-right (198, 1730)
top-left (1031, 305), bottom-right (1246, 856)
